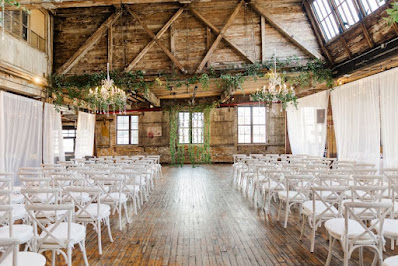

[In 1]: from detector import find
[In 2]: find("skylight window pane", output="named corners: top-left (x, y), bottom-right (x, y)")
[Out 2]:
top-left (312, 0), bottom-right (339, 41)
top-left (359, 0), bottom-right (385, 14)
top-left (334, 0), bottom-right (359, 29)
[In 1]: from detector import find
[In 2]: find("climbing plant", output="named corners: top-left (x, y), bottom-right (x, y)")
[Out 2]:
top-left (168, 102), bottom-right (216, 167)
top-left (386, 1), bottom-right (398, 24)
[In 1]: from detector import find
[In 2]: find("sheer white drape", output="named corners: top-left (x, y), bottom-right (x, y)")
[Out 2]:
top-left (286, 90), bottom-right (329, 157)
top-left (0, 91), bottom-right (43, 174)
top-left (331, 76), bottom-right (380, 165)
top-left (75, 111), bottom-right (96, 159)
top-left (43, 103), bottom-right (65, 164)
top-left (379, 67), bottom-right (398, 168)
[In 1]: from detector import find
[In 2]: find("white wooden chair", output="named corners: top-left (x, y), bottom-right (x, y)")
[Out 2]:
top-left (258, 169), bottom-right (289, 216)
top-left (91, 175), bottom-right (130, 231)
top-left (26, 204), bottom-right (88, 266)
top-left (65, 187), bottom-right (113, 255)
top-left (325, 201), bottom-right (392, 266)
top-left (277, 175), bottom-right (314, 228)
top-left (300, 186), bottom-right (347, 252)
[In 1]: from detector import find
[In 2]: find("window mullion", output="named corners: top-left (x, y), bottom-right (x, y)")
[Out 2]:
top-left (327, 0), bottom-right (345, 32)
top-left (250, 107), bottom-right (253, 144)
top-left (129, 116), bottom-right (132, 145)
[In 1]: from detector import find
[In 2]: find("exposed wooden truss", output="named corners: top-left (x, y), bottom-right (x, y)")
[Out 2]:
top-left (188, 6), bottom-right (255, 67)
top-left (125, 6), bottom-right (186, 73)
top-left (250, 2), bottom-right (323, 60)
top-left (195, 0), bottom-right (245, 73)
top-left (138, 89), bottom-right (161, 107)
top-left (55, 10), bottom-right (122, 75)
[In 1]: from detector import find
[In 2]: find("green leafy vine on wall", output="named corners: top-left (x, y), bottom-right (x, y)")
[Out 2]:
top-left (168, 103), bottom-right (216, 167)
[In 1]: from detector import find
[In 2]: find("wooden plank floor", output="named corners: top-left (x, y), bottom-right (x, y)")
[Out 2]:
top-left (58, 165), bottom-right (398, 265)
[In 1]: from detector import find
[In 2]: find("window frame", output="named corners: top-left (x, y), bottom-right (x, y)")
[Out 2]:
top-left (116, 115), bottom-right (139, 145)
top-left (308, 0), bottom-right (386, 43)
top-left (178, 111), bottom-right (204, 145)
top-left (237, 106), bottom-right (267, 144)
top-left (62, 128), bottom-right (76, 154)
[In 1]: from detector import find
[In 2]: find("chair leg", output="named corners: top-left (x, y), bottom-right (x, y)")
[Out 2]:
top-left (78, 241), bottom-right (89, 266)
top-left (283, 202), bottom-right (289, 228)
top-left (277, 200), bottom-right (283, 221)
top-left (325, 235), bottom-right (335, 266)
top-left (359, 247), bottom-right (363, 266)
top-left (124, 202), bottom-right (131, 224)
top-left (300, 216), bottom-right (305, 240)
top-left (392, 239), bottom-right (395, 250)
top-left (52, 250), bottom-right (56, 266)
top-left (310, 220), bottom-right (317, 252)
top-left (106, 216), bottom-right (113, 242)
top-left (67, 247), bottom-right (72, 266)
top-left (119, 204), bottom-right (123, 231)
top-left (97, 220), bottom-right (102, 255)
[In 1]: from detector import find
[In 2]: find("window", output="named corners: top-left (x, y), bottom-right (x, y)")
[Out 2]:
top-left (1, 9), bottom-right (46, 52)
top-left (310, 0), bottom-right (386, 42)
top-left (333, 0), bottom-right (360, 29)
top-left (311, 0), bottom-right (340, 40)
top-left (63, 129), bottom-right (76, 154)
top-left (116, 116), bottom-right (139, 145)
top-left (238, 106), bottom-right (266, 144)
top-left (178, 112), bottom-right (204, 144)
top-left (359, 0), bottom-right (385, 15)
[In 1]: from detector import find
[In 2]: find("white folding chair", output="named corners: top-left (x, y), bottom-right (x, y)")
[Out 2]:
top-left (65, 187), bottom-right (113, 255)
top-left (26, 204), bottom-right (88, 266)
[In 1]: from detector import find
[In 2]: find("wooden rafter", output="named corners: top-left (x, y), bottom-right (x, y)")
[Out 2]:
top-left (125, 7), bottom-right (186, 73)
top-left (55, 10), bottom-right (122, 75)
top-left (360, 22), bottom-right (374, 48)
top-left (138, 89), bottom-right (161, 107)
top-left (260, 16), bottom-right (266, 63)
top-left (250, 2), bottom-right (323, 60)
top-left (189, 5), bottom-right (255, 67)
top-left (303, 1), bottom-right (334, 63)
top-left (196, 0), bottom-right (245, 73)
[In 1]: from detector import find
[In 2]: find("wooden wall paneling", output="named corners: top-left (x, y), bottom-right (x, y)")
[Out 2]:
top-left (125, 7), bottom-right (186, 73)
top-left (195, 0), bottom-right (245, 73)
top-left (55, 10), bottom-right (122, 74)
top-left (189, 6), bottom-right (255, 66)
top-left (250, 2), bottom-right (323, 60)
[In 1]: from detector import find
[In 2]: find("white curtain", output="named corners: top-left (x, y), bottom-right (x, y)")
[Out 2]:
top-left (0, 91), bottom-right (43, 174)
top-left (379, 68), bottom-right (398, 168)
top-left (286, 90), bottom-right (329, 157)
top-left (331, 76), bottom-right (380, 165)
top-left (43, 103), bottom-right (65, 164)
top-left (75, 111), bottom-right (96, 159)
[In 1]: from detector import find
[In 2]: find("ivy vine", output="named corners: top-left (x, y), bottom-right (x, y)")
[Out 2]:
top-left (167, 103), bottom-right (216, 167)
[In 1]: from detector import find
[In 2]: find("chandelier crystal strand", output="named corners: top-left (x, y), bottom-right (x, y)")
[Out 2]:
top-left (88, 62), bottom-right (127, 114)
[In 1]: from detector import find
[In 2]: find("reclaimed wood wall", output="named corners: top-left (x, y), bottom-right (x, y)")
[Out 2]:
top-left (52, 0), bottom-right (320, 76)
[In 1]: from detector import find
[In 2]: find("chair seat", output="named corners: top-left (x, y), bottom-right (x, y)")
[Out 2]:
top-left (262, 180), bottom-right (285, 190)
top-left (384, 255), bottom-right (398, 266)
top-left (69, 192), bottom-right (91, 203)
top-left (124, 185), bottom-right (141, 192)
top-left (100, 193), bottom-right (127, 203)
top-left (39, 222), bottom-right (86, 246)
top-left (0, 225), bottom-right (33, 244)
top-left (371, 219), bottom-right (398, 237)
top-left (0, 251), bottom-right (46, 266)
top-left (278, 191), bottom-right (306, 201)
top-left (325, 218), bottom-right (375, 242)
top-left (0, 205), bottom-right (26, 221)
top-left (78, 204), bottom-right (110, 219)
top-left (11, 194), bottom-right (24, 204)
top-left (302, 200), bottom-right (339, 217)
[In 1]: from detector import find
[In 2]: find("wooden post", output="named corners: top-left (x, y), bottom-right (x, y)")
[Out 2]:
top-left (260, 16), bottom-right (266, 63)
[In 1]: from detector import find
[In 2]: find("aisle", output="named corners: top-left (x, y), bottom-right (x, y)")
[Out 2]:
top-left (73, 165), bottom-right (378, 266)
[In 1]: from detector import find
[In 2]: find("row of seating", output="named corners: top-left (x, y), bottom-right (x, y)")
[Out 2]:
top-left (232, 153), bottom-right (398, 266)
top-left (0, 155), bottom-right (162, 266)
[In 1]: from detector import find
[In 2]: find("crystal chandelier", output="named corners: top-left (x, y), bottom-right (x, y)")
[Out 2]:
top-left (88, 63), bottom-right (127, 113)
top-left (252, 51), bottom-right (296, 109)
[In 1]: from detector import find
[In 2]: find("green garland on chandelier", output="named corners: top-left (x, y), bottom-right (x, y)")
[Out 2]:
top-left (168, 103), bottom-right (215, 167)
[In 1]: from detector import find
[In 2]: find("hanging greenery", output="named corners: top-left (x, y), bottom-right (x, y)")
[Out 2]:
top-left (167, 102), bottom-right (216, 167)
top-left (386, 2), bottom-right (398, 24)
top-left (47, 58), bottom-right (333, 111)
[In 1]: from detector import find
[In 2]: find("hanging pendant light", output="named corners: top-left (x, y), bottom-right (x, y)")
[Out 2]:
top-left (88, 63), bottom-right (127, 114)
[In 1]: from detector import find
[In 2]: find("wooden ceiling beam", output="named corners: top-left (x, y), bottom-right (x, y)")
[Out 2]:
top-left (250, 2), bottom-right (323, 60)
top-left (55, 10), bottom-right (122, 75)
top-left (138, 89), bottom-right (161, 107)
top-left (196, 0), bottom-right (244, 73)
top-left (125, 6), bottom-right (186, 73)
top-left (189, 6), bottom-right (255, 65)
